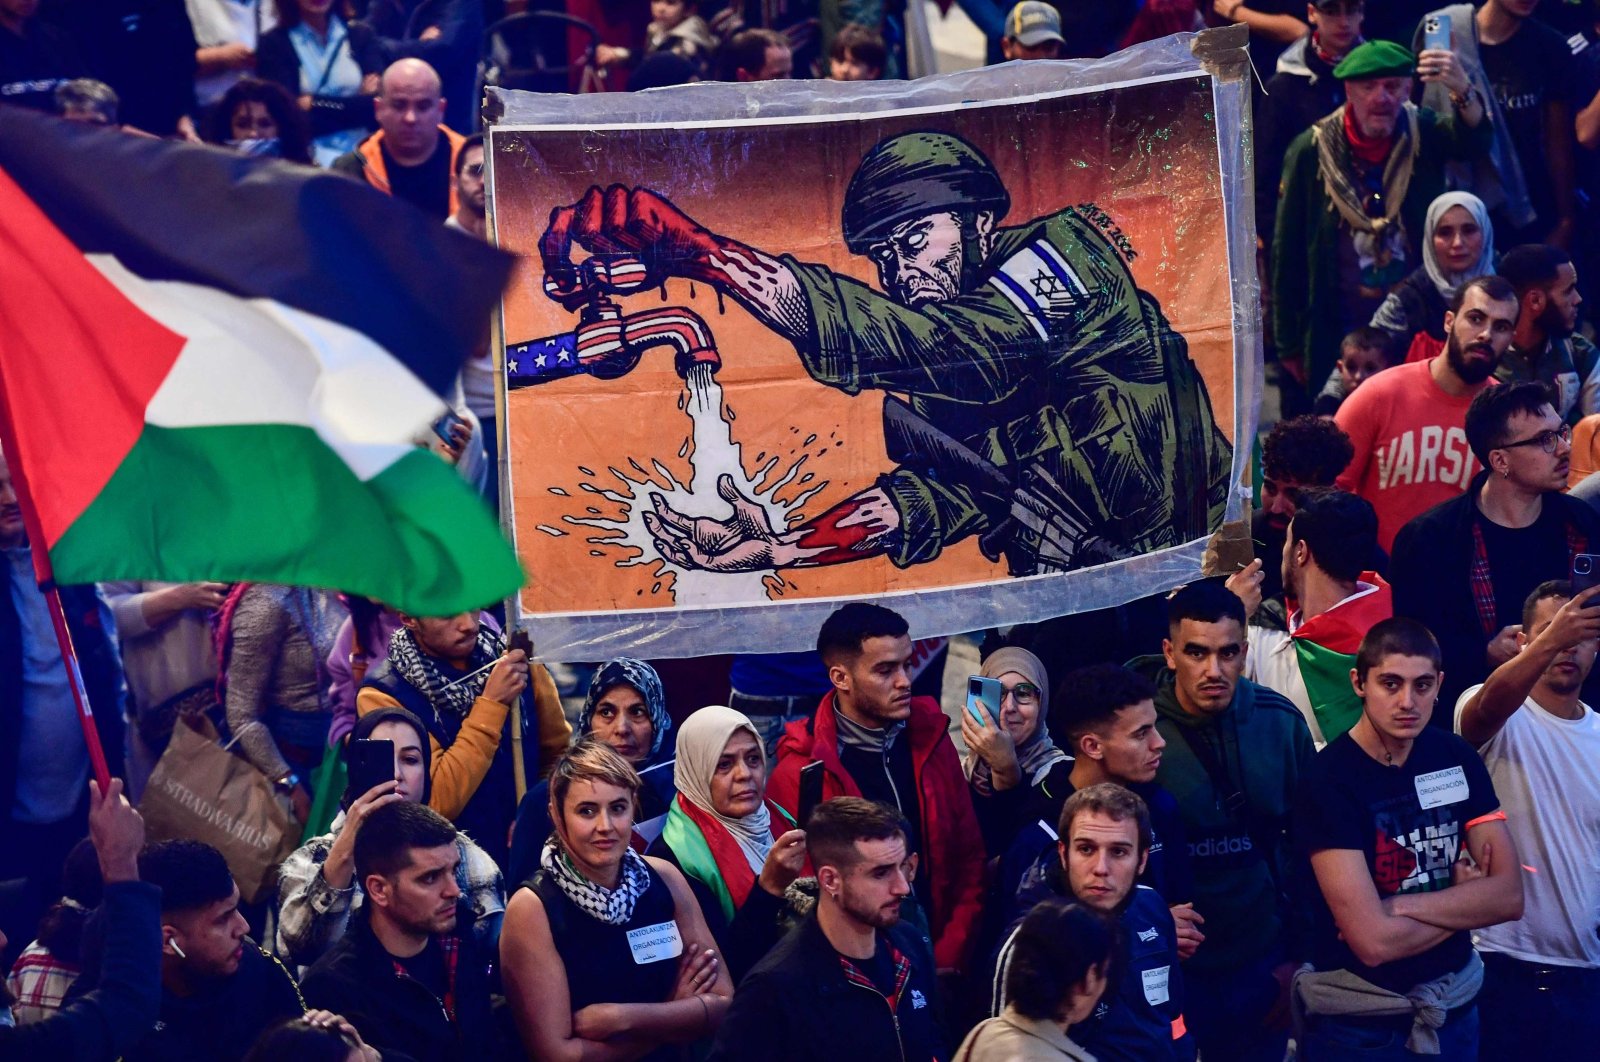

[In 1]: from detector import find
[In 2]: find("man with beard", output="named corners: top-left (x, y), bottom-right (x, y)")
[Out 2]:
top-left (1455, 581), bottom-right (1600, 1056)
top-left (991, 783), bottom-right (1193, 1062)
top-left (301, 802), bottom-right (499, 1061)
top-left (767, 603), bottom-right (983, 974)
top-left (358, 609), bottom-right (569, 871)
top-left (539, 131), bottom-right (1232, 580)
top-left (1496, 244), bottom-right (1597, 423)
top-left (1253, 415), bottom-right (1357, 603)
top-left (445, 133), bottom-right (485, 239)
top-left (1274, 40), bottom-right (1488, 404)
top-left (1336, 274), bottom-right (1518, 551)
top-left (1391, 382), bottom-right (1600, 716)
top-left (709, 797), bottom-right (949, 1062)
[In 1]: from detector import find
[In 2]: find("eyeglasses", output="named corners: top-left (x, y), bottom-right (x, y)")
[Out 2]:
top-left (1002, 682), bottom-right (1041, 706)
top-left (1497, 424), bottom-right (1571, 455)
top-left (463, 162), bottom-right (485, 178)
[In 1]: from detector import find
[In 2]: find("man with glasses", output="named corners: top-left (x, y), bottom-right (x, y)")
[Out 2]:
top-left (1274, 39), bottom-right (1488, 406)
top-left (1392, 381), bottom-right (1600, 716)
top-left (1336, 274), bottom-right (1519, 551)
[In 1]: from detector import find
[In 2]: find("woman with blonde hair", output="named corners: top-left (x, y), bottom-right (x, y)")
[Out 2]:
top-left (502, 740), bottom-right (729, 1061)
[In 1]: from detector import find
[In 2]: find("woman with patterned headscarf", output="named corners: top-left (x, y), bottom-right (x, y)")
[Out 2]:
top-left (648, 705), bottom-right (807, 980)
top-left (960, 646), bottom-right (1072, 854)
top-left (508, 659), bottom-right (679, 885)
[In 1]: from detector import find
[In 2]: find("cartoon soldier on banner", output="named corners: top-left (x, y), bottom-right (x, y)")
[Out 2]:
top-left (538, 130), bottom-right (1233, 577)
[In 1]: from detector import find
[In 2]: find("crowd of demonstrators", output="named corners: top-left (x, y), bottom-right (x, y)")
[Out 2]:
top-left (274, 706), bottom-right (505, 970)
top-left (356, 606), bottom-right (567, 871)
top-left (8, 2), bottom-right (1600, 1060)
top-left (1335, 273), bottom-right (1517, 551)
top-left (507, 656), bottom-right (675, 883)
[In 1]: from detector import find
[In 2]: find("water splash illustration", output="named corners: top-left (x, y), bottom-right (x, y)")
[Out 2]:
top-left (561, 363), bottom-right (828, 604)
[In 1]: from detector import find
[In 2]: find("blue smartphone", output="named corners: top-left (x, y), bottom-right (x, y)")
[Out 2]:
top-left (1422, 13), bottom-right (1451, 53)
top-left (966, 676), bottom-right (1002, 726)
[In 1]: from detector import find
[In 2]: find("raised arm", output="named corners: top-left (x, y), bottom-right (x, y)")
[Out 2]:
top-left (1458, 585), bottom-right (1600, 745)
top-left (1308, 848), bottom-right (1455, 968)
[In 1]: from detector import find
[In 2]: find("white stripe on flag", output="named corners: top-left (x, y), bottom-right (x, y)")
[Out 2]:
top-left (88, 254), bottom-right (445, 482)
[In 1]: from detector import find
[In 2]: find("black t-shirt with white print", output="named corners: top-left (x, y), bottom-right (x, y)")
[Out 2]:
top-left (1295, 725), bottom-right (1499, 993)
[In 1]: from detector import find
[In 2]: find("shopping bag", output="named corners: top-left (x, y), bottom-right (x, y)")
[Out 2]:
top-left (139, 715), bottom-right (300, 903)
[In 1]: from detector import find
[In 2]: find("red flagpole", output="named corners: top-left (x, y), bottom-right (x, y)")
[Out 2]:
top-left (41, 581), bottom-right (114, 795)
top-left (0, 379), bottom-right (115, 799)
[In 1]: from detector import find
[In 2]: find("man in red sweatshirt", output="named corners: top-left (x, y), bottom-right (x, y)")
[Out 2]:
top-left (768, 603), bottom-right (984, 973)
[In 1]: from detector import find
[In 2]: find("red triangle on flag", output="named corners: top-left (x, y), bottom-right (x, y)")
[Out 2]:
top-left (0, 161), bottom-right (185, 556)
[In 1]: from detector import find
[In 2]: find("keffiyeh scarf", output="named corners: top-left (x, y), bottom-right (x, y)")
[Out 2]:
top-left (1313, 103), bottom-right (1419, 274)
top-left (387, 622), bottom-right (506, 718)
top-left (541, 837), bottom-right (652, 925)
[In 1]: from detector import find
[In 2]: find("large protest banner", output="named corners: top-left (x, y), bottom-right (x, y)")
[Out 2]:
top-left (486, 28), bottom-right (1259, 659)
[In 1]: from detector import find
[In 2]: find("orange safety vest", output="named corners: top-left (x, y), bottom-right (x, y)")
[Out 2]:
top-left (353, 125), bottom-right (467, 216)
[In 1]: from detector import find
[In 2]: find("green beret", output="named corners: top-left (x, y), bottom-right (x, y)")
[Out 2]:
top-left (1333, 40), bottom-right (1417, 81)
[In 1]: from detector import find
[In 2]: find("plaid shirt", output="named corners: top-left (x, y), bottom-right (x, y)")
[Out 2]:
top-left (1469, 519), bottom-right (1587, 636)
top-left (837, 938), bottom-right (912, 1014)
top-left (275, 811), bottom-right (505, 969)
top-left (5, 942), bottom-right (79, 1025)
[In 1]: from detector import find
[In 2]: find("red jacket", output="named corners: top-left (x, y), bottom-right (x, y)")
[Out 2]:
top-left (767, 692), bottom-right (985, 972)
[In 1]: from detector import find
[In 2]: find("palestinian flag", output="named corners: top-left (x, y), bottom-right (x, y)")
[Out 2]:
top-left (1292, 573), bottom-right (1394, 743)
top-left (0, 105), bottom-right (521, 615)
top-left (661, 794), bottom-right (794, 921)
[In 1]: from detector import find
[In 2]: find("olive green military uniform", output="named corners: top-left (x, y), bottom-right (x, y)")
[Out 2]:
top-left (786, 205), bottom-right (1233, 574)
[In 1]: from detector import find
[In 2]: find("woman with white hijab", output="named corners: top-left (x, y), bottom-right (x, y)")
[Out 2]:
top-left (650, 705), bottom-right (808, 980)
top-left (1369, 190), bottom-right (1497, 362)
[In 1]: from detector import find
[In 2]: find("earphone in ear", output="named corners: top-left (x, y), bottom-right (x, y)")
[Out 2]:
top-left (169, 941), bottom-right (186, 959)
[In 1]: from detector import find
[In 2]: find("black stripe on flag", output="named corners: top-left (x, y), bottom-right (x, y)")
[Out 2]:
top-left (0, 104), bottom-right (511, 399)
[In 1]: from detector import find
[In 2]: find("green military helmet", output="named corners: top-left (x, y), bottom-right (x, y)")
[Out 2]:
top-left (842, 131), bottom-right (1011, 254)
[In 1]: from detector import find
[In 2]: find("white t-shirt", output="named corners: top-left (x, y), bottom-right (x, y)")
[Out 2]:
top-left (1455, 683), bottom-right (1600, 967)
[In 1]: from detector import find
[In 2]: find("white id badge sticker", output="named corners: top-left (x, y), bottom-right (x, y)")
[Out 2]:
top-left (1414, 766), bottom-right (1469, 810)
top-left (1141, 965), bottom-right (1171, 1006)
top-left (626, 920), bottom-right (684, 965)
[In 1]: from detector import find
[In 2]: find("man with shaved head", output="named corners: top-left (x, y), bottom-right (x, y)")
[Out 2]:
top-left (332, 58), bottom-right (465, 219)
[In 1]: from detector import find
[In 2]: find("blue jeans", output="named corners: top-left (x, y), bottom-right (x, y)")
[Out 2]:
top-left (1477, 952), bottom-right (1600, 1058)
top-left (1301, 1005), bottom-right (1478, 1061)
top-left (1182, 953), bottom-right (1290, 1062)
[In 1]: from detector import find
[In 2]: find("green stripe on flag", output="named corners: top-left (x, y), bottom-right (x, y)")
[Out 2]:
top-left (662, 800), bottom-right (736, 922)
top-left (1295, 638), bottom-right (1364, 743)
top-left (51, 423), bottom-right (521, 616)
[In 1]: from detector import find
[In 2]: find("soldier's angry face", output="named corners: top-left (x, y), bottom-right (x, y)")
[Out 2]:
top-left (868, 210), bottom-right (969, 306)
